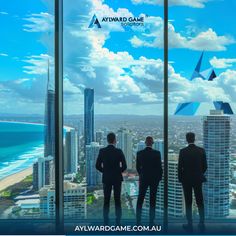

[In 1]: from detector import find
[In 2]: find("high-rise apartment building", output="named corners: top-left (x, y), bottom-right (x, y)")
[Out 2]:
top-left (44, 61), bottom-right (55, 158)
top-left (117, 128), bottom-right (133, 169)
top-left (86, 142), bottom-right (103, 186)
top-left (154, 140), bottom-right (164, 160)
top-left (33, 156), bottom-right (54, 191)
top-left (84, 88), bottom-right (94, 146)
top-left (64, 129), bottom-right (78, 174)
top-left (203, 110), bottom-right (231, 218)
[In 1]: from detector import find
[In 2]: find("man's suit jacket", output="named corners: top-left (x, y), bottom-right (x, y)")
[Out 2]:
top-left (96, 145), bottom-right (127, 184)
top-left (136, 147), bottom-right (163, 184)
top-left (178, 144), bottom-right (207, 184)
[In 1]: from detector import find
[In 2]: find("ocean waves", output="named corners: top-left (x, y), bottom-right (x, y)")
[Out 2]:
top-left (0, 122), bottom-right (45, 180)
top-left (0, 144), bottom-right (44, 180)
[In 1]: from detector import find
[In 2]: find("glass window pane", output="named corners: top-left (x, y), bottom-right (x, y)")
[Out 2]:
top-left (0, 1), bottom-right (55, 219)
top-left (63, 0), bottom-right (164, 225)
top-left (169, 0), bottom-right (236, 223)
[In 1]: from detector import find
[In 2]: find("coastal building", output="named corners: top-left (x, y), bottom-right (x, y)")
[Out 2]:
top-left (64, 129), bottom-right (78, 174)
top-left (86, 142), bottom-right (103, 186)
top-left (203, 110), bottom-right (231, 218)
top-left (33, 156), bottom-right (53, 191)
top-left (33, 161), bottom-right (39, 191)
top-left (44, 61), bottom-right (55, 158)
top-left (44, 156), bottom-right (53, 186)
top-left (49, 159), bottom-right (55, 186)
top-left (39, 181), bottom-right (87, 219)
top-left (117, 128), bottom-right (133, 169)
top-left (84, 88), bottom-right (94, 146)
top-left (12, 194), bottom-right (40, 218)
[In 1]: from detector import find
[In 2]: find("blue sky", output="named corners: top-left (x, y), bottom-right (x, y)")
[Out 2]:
top-left (0, 0), bottom-right (47, 81)
top-left (0, 0), bottom-right (236, 115)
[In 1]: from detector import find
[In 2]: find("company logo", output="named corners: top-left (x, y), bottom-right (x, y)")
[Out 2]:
top-left (88, 14), bottom-right (146, 29)
top-left (88, 14), bottom-right (102, 28)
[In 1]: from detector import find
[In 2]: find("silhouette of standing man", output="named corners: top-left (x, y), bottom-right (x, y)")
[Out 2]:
top-left (136, 136), bottom-right (163, 226)
top-left (96, 132), bottom-right (127, 225)
top-left (178, 132), bottom-right (207, 232)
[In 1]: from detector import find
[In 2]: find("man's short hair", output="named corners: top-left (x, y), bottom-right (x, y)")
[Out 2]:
top-left (186, 132), bottom-right (195, 143)
top-left (145, 136), bottom-right (154, 146)
top-left (107, 132), bottom-right (116, 144)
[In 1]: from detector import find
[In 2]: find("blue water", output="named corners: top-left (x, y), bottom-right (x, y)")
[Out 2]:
top-left (0, 122), bottom-right (44, 180)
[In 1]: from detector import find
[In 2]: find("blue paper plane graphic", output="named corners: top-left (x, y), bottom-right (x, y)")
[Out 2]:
top-left (213, 101), bottom-right (234, 115)
top-left (190, 52), bottom-right (217, 81)
top-left (175, 52), bottom-right (234, 116)
top-left (174, 102), bottom-right (200, 116)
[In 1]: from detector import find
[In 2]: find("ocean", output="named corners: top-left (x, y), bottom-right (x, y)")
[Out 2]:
top-left (0, 122), bottom-right (44, 180)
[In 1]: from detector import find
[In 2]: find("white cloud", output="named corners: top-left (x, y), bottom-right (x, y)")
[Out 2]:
top-left (0, 53), bottom-right (8, 57)
top-left (186, 18), bottom-right (195, 23)
top-left (23, 12), bottom-right (53, 32)
top-left (21, 1), bottom-right (236, 106)
top-left (188, 28), bottom-right (235, 51)
top-left (210, 56), bottom-right (236, 69)
top-left (0, 12), bottom-right (8, 15)
top-left (63, 78), bottom-right (82, 95)
top-left (2, 0), bottom-right (236, 115)
top-left (130, 17), bottom-right (235, 51)
top-left (131, 0), bottom-right (209, 8)
top-left (23, 54), bottom-right (53, 75)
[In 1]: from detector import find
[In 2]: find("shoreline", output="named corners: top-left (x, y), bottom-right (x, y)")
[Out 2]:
top-left (0, 167), bottom-right (33, 192)
top-left (0, 120), bottom-right (44, 126)
top-left (0, 120), bottom-right (73, 130)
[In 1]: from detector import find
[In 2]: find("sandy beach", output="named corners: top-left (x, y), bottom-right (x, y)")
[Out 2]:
top-left (0, 167), bottom-right (33, 192)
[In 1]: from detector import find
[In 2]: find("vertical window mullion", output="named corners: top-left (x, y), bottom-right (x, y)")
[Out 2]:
top-left (163, 0), bottom-right (169, 232)
top-left (55, 0), bottom-right (64, 233)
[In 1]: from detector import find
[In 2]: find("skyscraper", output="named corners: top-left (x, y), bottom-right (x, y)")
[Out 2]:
top-left (203, 110), bottom-right (231, 218)
top-left (117, 128), bottom-right (133, 170)
top-left (86, 142), bottom-right (103, 186)
top-left (33, 162), bottom-right (39, 191)
top-left (64, 129), bottom-right (78, 174)
top-left (154, 140), bottom-right (164, 160)
top-left (84, 88), bottom-right (94, 146)
top-left (44, 61), bottom-right (55, 157)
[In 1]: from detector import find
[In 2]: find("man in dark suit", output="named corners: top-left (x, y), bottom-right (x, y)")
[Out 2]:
top-left (96, 132), bottom-right (127, 225)
top-left (136, 136), bottom-right (163, 226)
top-left (178, 132), bottom-right (207, 232)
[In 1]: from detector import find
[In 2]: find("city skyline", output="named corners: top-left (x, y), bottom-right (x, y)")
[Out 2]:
top-left (1, 105), bottom-right (236, 221)
top-left (0, 0), bottom-right (236, 228)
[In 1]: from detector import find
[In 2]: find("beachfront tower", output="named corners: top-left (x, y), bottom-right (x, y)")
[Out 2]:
top-left (44, 60), bottom-right (55, 157)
